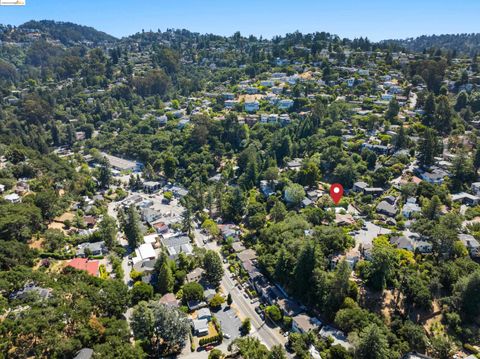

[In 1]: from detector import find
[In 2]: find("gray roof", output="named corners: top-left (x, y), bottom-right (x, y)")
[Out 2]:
top-left (74, 348), bottom-right (94, 359)
top-left (376, 200), bottom-right (396, 216)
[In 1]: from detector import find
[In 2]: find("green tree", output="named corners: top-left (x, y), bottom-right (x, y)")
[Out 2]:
top-left (97, 215), bottom-right (118, 249)
top-left (204, 250), bottom-right (224, 288)
top-left (266, 305), bottom-right (282, 322)
top-left (124, 205), bottom-right (142, 248)
top-left (131, 301), bottom-right (189, 356)
top-left (418, 128), bottom-right (439, 168)
top-left (182, 282), bottom-right (204, 302)
top-left (240, 318), bottom-right (251, 335)
top-left (284, 183), bottom-right (306, 206)
top-left (130, 282), bottom-right (154, 305)
top-left (157, 262), bottom-right (174, 294)
top-left (356, 324), bottom-right (390, 359)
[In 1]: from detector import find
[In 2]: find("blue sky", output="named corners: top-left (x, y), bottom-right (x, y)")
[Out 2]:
top-left (0, 0), bottom-right (479, 41)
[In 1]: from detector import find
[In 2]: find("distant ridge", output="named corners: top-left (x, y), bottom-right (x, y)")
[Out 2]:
top-left (18, 20), bottom-right (117, 45)
top-left (382, 33), bottom-right (480, 55)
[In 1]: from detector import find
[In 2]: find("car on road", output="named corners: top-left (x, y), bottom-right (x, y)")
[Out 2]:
top-left (283, 331), bottom-right (289, 337)
top-left (223, 333), bottom-right (231, 339)
top-left (205, 345), bottom-right (214, 351)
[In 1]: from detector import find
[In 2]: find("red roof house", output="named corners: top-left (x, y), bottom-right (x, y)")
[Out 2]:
top-left (67, 258), bottom-right (100, 276)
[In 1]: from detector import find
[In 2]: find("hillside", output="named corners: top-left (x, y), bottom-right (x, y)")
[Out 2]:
top-left (383, 33), bottom-right (480, 55)
top-left (18, 20), bottom-right (117, 45)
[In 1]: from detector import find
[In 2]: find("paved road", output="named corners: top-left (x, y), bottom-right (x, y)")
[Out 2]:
top-left (193, 227), bottom-right (286, 350)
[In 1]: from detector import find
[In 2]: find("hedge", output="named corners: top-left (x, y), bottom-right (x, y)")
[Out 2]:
top-left (199, 334), bottom-right (222, 346)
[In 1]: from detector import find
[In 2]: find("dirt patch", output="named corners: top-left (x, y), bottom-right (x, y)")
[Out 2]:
top-left (238, 94), bottom-right (264, 102)
top-left (28, 238), bottom-right (44, 249)
top-left (53, 212), bottom-right (74, 223)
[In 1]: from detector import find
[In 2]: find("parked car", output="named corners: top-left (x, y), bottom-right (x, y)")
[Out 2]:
top-left (205, 345), bottom-right (214, 351)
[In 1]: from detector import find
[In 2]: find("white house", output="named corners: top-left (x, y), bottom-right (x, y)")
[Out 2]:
top-left (135, 243), bottom-right (157, 261)
top-left (4, 193), bottom-right (20, 204)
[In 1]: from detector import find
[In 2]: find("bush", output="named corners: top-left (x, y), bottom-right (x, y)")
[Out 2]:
top-left (199, 334), bottom-right (222, 346)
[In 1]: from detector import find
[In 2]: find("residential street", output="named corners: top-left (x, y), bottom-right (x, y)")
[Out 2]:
top-left (193, 226), bottom-right (287, 350)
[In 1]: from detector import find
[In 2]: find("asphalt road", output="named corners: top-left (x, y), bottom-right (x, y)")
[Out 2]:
top-left (193, 227), bottom-right (286, 350)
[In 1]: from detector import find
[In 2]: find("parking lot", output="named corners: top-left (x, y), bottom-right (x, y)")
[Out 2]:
top-left (214, 304), bottom-right (241, 341)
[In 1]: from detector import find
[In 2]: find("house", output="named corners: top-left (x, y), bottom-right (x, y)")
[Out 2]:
top-left (67, 258), bottom-right (100, 277)
top-left (160, 235), bottom-right (193, 259)
top-left (376, 200), bottom-right (396, 217)
top-left (361, 143), bottom-right (392, 155)
top-left (197, 307), bottom-right (212, 321)
top-left (353, 182), bottom-right (368, 193)
top-left (401, 353), bottom-right (433, 359)
top-left (141, 207), bottom-right (162, 224)
top-left (188, 300), bottom-right (207, 311)
top-left (204, 288), bottom-right (217, 302)
top-left (451, 192), bottom-right (480, 206)
top-left (10, 283), bottom-right (52, 301)
top-left (471, 182), bottom-right (480, 196)
top-left (237, 249), bottom-right (257, 263)
top-left (101, 153), bottom-right (141, 172)
top-left (135, 243), bottom-right (157, 261)
top-left (4, 193), bottom-right (20, 203)
top-left (277, 99), bottom-right (294, 110)
top-left (73, 348), bottom-right (94, 359)
top-left (292, 314), bottom-right (321, 334)
top-left (76, 241), bottom-right (107, 257)
top-left (133, 258), bottom-right (156, 274)
top-left (307, 189), bottom-right (324, 202)
top-left (308, 345), bottom-right (322, 359)
top-left (231, 242), bottom-right (246, 253)
top-left (0, 184), bottom-right (5, 193)
top-left (301, 198), bottom-right (313, 208)
top-left (363, 187), bottom-right (384, 197)
top-left (83, 215), bottom-right (97, 228)
top-left (276, 298), bottom-right (302, 317)
top-left (319, 325), bottom-right (352, 350)
top-left (415, 167), bottom-right (449, 185)
top-left (402, 199), bottom-right (421, 218)
top-left (159, 293), bottom-right (179, 307)
top-left (335, 213), bottom-right (355, 226)
top-left (143, 181), bottom-right (162, 193)
top-left (186, 268), bottom-right (204, 283)
top-left (244, 101), bottom-right (259, 113)
top-left (286, 158), bottom-right (302, 171)
top-left (219, 224), bottom-right (240, 241)
top-left (192, 319), bottom-right (209, 336)
top-left (152, 221), bottom-right (169, 234)
top-left (260, 180), bottom-right (276, 197)
top-left (458, 234), bottom-right (480, 257)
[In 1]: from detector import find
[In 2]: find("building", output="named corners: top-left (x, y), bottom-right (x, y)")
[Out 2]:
top-left (159, 293), bottom-right (179, 307)
top-left (277, 99), bottom-right (294, 110)
top-left (186, 268), bottom-right (204, 283)
top-left (244, 100), bottom-right (259, 113)
top-left (141, 207), bottom-right (162, 224)
top-left (292, 314), bottom-right (321, 334)
top-left (237, 249), bottom-right (257, 263)
top-left (376, 200), bottom-right (397, 217)
top-left (451, 192), bottom-right (480, 206)
top-left (10, 283), bottom-right (52, 301)
top-left (458, 234), bottom-right (480, 257)
top-left (197, 307), bottom-right (212, 321)
top-left (143, 181), bottom-right (162, 193)
top-left (319, 325), bottom-right (352, 350)
top-left (73, 348), bottom-right (94, 359)
top-left (192, 319), bottom-right (209, 336)
top-left (160, 235), bottom-right (193, 259)
top-left (402, 198), bottom-right (421, 218)
top-left (76, 241), bottom-right (107, 257)
top-left (4, 193), bottom-right (21, 203)
top-left (67, 258), bottom-right (100, 277)
top-left (135, 243), bottom-right (157, 261)
top-left (101, 153), bottom-right (141, 172)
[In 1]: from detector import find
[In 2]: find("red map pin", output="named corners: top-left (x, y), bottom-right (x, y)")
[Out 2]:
top-left (329, 183), bottom-right (344, 204)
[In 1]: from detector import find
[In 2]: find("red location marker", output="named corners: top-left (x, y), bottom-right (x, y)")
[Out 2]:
top-left (329, 183), bottom-right (344, 205)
